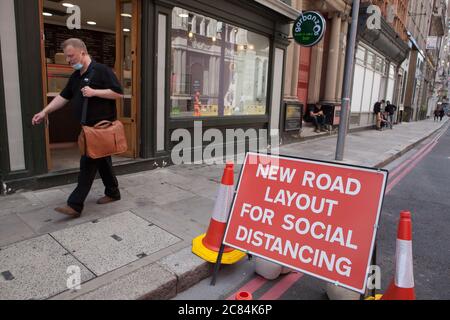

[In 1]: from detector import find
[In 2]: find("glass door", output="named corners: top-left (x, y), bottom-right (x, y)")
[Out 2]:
top-left (116, 0), bottom-right (140, 158)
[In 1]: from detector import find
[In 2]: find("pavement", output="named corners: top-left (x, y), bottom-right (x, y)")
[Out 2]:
top-left (0, 118), bottom-right (448, 300)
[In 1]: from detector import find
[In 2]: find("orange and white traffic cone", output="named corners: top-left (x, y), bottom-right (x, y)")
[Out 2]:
top-left (192, 163), bottom-right (246, 264)
top-left (381, 211), bottom-right (416, 300)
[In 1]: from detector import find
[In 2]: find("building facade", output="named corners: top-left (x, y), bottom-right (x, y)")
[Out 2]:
top-left (0, 0), bottom-right (299, 192)
top-left (349, 0), bottom-right (410, 127)
top-left (403, 0), bottom-right (441, 121)
top-left (282, 0), bottom-right (352, 143)
top-left (424, 0), bottom-right (448, 117)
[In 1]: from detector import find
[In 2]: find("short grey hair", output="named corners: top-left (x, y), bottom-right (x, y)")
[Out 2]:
top-left (61, 38), bottom-right (89, 54)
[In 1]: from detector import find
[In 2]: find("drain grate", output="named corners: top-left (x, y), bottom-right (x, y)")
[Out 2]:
top-left (111, 235), bottom-right (123, 242)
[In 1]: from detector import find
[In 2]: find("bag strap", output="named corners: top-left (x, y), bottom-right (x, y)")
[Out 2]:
top-left (94, 120), bottom-right (113, 129)
top-left (81, 68), bottom-right (96, 126)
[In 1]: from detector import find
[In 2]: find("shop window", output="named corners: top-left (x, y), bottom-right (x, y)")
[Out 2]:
top-left (170, 7), bottom-right (270, 118)
top-left (356, 46), bottom-right (365, 65)
top-left (366, 51), bottom-right (375, 69)
top-left (375, 56), bottom-right (384, 73)
top-left (389, 64), bottom-right (396, 79)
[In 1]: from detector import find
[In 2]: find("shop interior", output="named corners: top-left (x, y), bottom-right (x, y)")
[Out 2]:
top-left (41, 0), bottom-right (136, 172)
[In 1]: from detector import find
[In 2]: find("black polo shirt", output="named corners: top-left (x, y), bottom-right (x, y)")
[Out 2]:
top-left (60, 61), bottom-right (123, 126)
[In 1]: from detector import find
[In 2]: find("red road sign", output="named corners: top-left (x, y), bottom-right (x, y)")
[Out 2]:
top-left (223, 153), bottom-right (388, 293)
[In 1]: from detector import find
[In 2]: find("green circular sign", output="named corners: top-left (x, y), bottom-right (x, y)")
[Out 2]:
top-left (293, 11), bottom-right (326, 47)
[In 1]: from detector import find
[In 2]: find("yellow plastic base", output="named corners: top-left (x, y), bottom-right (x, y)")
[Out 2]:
top-left (365, 294), bottom-right (383, 300)
top-left (192, 234), bottom-right (246, 264)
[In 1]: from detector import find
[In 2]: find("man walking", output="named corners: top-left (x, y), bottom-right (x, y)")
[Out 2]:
top-left (32, 38), bottom-right (124, 218)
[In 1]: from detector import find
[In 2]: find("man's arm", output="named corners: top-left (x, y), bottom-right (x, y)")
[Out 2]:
top-left (95, 89), bottom-right (123, 100)
top-left (45, 95), bottom-right (69, 114)
top-left (32, 95), bottom-right (68, 125)
top-left (82, 87), bottom-right (123, 100)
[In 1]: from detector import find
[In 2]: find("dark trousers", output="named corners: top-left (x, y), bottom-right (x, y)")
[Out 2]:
top-left (312, 115), bottom-right (326, 129)
top-left (68, 156), bottom-right (120, 213)
top-left (388, 114), bottom-right (394, 128)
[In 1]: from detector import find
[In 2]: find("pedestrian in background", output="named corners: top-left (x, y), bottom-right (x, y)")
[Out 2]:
top-left (439, 108), bottom-right (445, 121)
top-left (307, 104), bottom-right (327, 133)
top-left (385, 101), bottom-right (396, 129)
top-left (434, 108), bottom-right (440, 122)
top-left (373, 100), bottom-right (384, 131)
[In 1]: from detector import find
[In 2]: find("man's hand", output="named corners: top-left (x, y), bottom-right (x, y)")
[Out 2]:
top-left (81, 86), bottom-right (97, 98)
top-left (32, 111), bottom-right (47, 126)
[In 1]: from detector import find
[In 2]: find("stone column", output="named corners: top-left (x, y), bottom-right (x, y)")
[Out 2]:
top-left (336, 18), bottom-right (349, 102)
top-left (291, 0), bottom-right (301, 97)
top-left (290, 43), bottom-right (300, 98)
top-left (307, 39), bottom-right (324, 104)
top-left (284, 37), bottom-right (294, 97)
top-left (323, 13), bottom-right (341, 103)
top-left (284, 0), bottom-right (301, 100)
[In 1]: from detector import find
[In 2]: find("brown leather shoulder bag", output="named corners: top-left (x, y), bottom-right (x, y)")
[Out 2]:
top-left (77, 68), bottom-right (128, 159)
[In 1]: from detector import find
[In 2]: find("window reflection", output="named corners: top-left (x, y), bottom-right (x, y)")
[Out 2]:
top-left (171, 7), bottom-right (270, 118)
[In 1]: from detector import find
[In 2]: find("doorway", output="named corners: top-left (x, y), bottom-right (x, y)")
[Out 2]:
top-left (39, 0), bottom-right (140, 172)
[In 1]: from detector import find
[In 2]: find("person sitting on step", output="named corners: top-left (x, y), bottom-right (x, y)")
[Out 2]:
top-left (309, 104), bottom-right (327, 133)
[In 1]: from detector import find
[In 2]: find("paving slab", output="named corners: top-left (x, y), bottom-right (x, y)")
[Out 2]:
top-left (126, 181), bottom-right (197, 205)
top-left (50, 211), bottom-right (182, 276)
top-left (0, 194), bottom-right (32, 210)
top-left (17, 206), bottom-right (77, 235)
top-left (132, 202), bottom-right (212, 241)
top-left (0, 214), bottom-right (37, 247)
top-left (32, 190), bottom-right (68, 207)
top-left (0, 235), bottom-right (95, 300)
top-left (0, 194), bottom-right (45, 217)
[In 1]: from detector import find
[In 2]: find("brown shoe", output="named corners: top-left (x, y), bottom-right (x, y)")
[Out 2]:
top-left (55, 206), bottom-right (81, 218)
top-left (96, 196), bottom-right (120, 205)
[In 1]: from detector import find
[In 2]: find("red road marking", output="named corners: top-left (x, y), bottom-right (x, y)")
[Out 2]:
top-left (388, 128), bottom-right (446, 180)
top-left (258, 273), bottom-right (304, 300)
top-left (386, 140), bottom-right (438, 194)
top-left (386, 125), bottom-right (447, 192)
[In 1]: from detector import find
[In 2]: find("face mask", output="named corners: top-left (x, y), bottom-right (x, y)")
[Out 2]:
top-left (72, 52), bottom-right (85, 71)
top-left (73, 63), bottom-right (83, 71)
